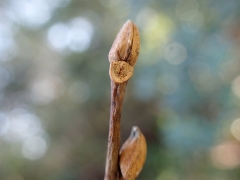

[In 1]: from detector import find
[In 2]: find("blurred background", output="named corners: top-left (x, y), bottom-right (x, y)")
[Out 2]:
top-left (1, 0), bottom-right (240, 179)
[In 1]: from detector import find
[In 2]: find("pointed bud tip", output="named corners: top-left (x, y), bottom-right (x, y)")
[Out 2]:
top-left (119, 126), bottom-right (147, 180)
top-left (124, 19), bottom-right (133, 25)
top-left (108, 20), bottom-right (140, 65)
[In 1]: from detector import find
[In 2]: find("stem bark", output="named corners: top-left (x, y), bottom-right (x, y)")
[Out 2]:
top-left (104, 80), bottom-right (128, 180)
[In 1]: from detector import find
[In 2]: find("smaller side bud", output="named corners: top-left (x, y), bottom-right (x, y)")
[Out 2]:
top-left (119, 126), bottom-right (147, 180)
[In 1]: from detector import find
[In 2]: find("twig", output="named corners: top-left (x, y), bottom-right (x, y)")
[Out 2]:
top-left (104, 20), bottom-right (140, 180)
top-left (104, 80), bottom-right (128, 180)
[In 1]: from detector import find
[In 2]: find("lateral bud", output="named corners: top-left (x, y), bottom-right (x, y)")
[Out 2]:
top-left (119, 126), bottom-right (147, 180)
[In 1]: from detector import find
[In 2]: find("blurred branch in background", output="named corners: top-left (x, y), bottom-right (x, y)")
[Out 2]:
top-left (1, 0), bottom-right (240, 180)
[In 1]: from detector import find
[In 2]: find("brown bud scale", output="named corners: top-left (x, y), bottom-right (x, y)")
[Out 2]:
top-left (108, 20), bottom-right (140, 83)
top-left (109, 61), bottom-right (133, 84)
top-left (119, 126), bottom-right (147, 180)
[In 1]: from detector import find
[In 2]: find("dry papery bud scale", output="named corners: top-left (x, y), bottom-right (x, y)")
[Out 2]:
top-left (119, 126), bottom-right (147, 180)
top-left (109, 20), bottom-right (140, 83)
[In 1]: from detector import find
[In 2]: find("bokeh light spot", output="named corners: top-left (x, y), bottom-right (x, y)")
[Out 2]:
top-left (0, 11), bottom-right (18, 62)
top-left (176, 0), bottom-right (199, 21)
top-left (47, 17), bottom-right (93, 53)
top-left (220, 60), bottom-right (240, 83)
top-left (31, 76), bottom-right (61, 105)
top-left (231, 119), bottom-right (240, 141)
top-left (181, 12), bottom-right (204, 33)
top-left (48, 23), bottom-right (70, 50)
top-left (137, 7), bottom-right (175, 54)
top-left (22, 136), bottom-right (47, 160)
top-left (211, 141), bottom-right (240, 169)
top-left (136, 7), bottom-right (158, 29)
top-left (10, 0), bottom-right (51, 29)
top-left (68, 17), bottom-right (94, 52)
top-left (232, 75), bottom-right (240, 98)
top-left (164, 42), bottom-right (187, 65)
top-left (4, 110), bottom-right (43, 143)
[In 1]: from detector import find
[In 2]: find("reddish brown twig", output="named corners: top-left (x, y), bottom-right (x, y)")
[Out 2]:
top-left (104, 20), bottom-right (140, 180)
top-left (104, 80), bottom-right (128, 180)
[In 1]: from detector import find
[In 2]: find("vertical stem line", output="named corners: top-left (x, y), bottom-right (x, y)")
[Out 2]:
top-left (104, 80), bottom-right (128, 180)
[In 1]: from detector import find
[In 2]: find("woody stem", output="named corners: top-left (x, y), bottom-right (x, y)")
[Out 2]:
top-left (104, 80), bottom-right (128, 180)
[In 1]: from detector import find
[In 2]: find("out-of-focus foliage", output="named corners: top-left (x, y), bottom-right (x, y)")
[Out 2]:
top-left (1, 0), bottom-right (240, 179)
